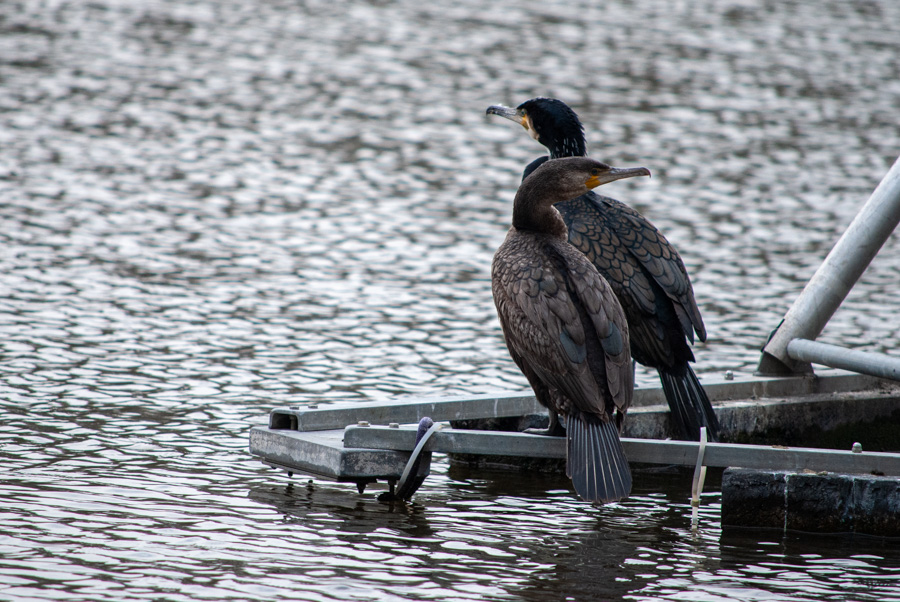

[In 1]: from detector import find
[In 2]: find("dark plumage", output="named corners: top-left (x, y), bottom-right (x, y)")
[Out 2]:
top-left (487, 98), bottom-right (720, 442)
top-left (492, 156), bottom-right (650, 503)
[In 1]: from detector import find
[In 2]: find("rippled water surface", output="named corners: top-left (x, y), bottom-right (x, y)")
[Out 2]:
top-left (2, 0), bottom-right (900, 600)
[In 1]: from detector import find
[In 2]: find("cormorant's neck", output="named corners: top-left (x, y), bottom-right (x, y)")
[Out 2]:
top-left (522, 156), bottom-right (549, 181)
top-left (547, 136), bottom-right (587, 159)
top-left (511, 173), bottom-right (569, 239)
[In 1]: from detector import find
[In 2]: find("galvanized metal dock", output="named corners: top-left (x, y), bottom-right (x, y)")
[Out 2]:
top-left (248, 370), bottom-right (900, 533)
top-left (249, 370), bottom-right (900, 484)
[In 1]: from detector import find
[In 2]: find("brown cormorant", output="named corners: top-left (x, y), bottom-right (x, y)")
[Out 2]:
top-left (492, 156), bottom-right (650, 503)
top-left (487, 98), bottom-right (720, 443)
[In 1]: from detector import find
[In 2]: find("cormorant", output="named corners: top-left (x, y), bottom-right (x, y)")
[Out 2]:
top-left (492, 156), bottom-right (650, 503)
top-left (487, 98), bottom-right (720, 442)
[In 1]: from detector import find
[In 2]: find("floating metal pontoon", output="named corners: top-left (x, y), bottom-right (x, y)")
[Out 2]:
top-left (249, 370), bottom-right (900, 494)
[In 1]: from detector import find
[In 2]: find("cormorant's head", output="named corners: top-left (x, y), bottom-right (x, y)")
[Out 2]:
top-left (528, 157), bottom-right (650, 195)
top-left (513, 157), bottom-right (650, 232)
top-left (582, 160), bottom-right (651, 189)
top-left (486, 97), bottom-right (587, 158)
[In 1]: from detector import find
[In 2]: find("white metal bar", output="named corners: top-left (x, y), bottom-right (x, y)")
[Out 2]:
top-left (787, 339), bottom-right (900, 382)
top-left (759, 155), bottom-right (900, 375)
top-left (690, 426), bottom-right (709, 528)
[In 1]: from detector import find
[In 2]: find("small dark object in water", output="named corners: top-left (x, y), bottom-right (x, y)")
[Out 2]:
top-left (487, 98), bottom-right (720, 443)
top-left (492, 156), bottom-right (650, 503)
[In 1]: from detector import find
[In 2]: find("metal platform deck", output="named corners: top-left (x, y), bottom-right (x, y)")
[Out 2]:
top-left (249, 370), bottom-right (900, 491)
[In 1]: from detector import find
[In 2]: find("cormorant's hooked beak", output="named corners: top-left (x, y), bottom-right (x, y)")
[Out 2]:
top-left (486, 104), bottom-right (538, 140)
top-left (587, 166), bottom-right (651, 189)
top-left (486, 104), bottom-right (524, 125)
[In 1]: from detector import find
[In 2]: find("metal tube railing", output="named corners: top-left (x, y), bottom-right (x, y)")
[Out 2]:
top-left (786, 339), bottom-right (900, 382)
top-left (758, 155), bottom-right (900, 375)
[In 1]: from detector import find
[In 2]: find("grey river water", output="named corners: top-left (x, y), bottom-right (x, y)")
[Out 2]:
top-left (2, 0), bottom-right (900, 600)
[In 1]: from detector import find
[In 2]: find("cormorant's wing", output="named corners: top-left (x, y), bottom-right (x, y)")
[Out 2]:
top-left (560, 198), bottom-right (680, 368)
top-left (557, 245), bottom-right (633, 416)
top-left (591, 193), bottom-right (706, 343)
top-left (492, 235), bottom-right (585, 387)
top-left (557, 193), bottom-right (705, 349)
top-left (492, 232), bottom-right (631, 419)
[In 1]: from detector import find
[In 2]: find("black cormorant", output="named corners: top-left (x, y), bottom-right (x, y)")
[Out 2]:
top-left (487, 98), bottom-right (720, 442)
top-left (492, 156), bottom-right (650, 503)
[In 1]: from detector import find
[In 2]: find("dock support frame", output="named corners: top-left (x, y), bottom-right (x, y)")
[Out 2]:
top-left (758, 155), bottom-right (900, 377)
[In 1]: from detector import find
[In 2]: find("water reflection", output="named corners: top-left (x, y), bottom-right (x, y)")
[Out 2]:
top-left (245, 469), bottom-right (900, 602)
top-left (245, 469), bottom-right (703, 601)
top-left (2, 0), bottom-right (900, 599)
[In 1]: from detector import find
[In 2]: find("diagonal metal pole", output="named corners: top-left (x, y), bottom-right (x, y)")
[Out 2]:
top-left (758, 155), bottom-right (900, 375)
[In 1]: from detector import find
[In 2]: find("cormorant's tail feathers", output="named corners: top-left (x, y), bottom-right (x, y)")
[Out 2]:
top-left (659, 364), bottom-right (720, 442)
top-left (566, 416), bottom-right (632, 503)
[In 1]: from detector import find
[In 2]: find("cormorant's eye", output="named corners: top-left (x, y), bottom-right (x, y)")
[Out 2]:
top-left (590, 168), bottom-right (601, 176)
